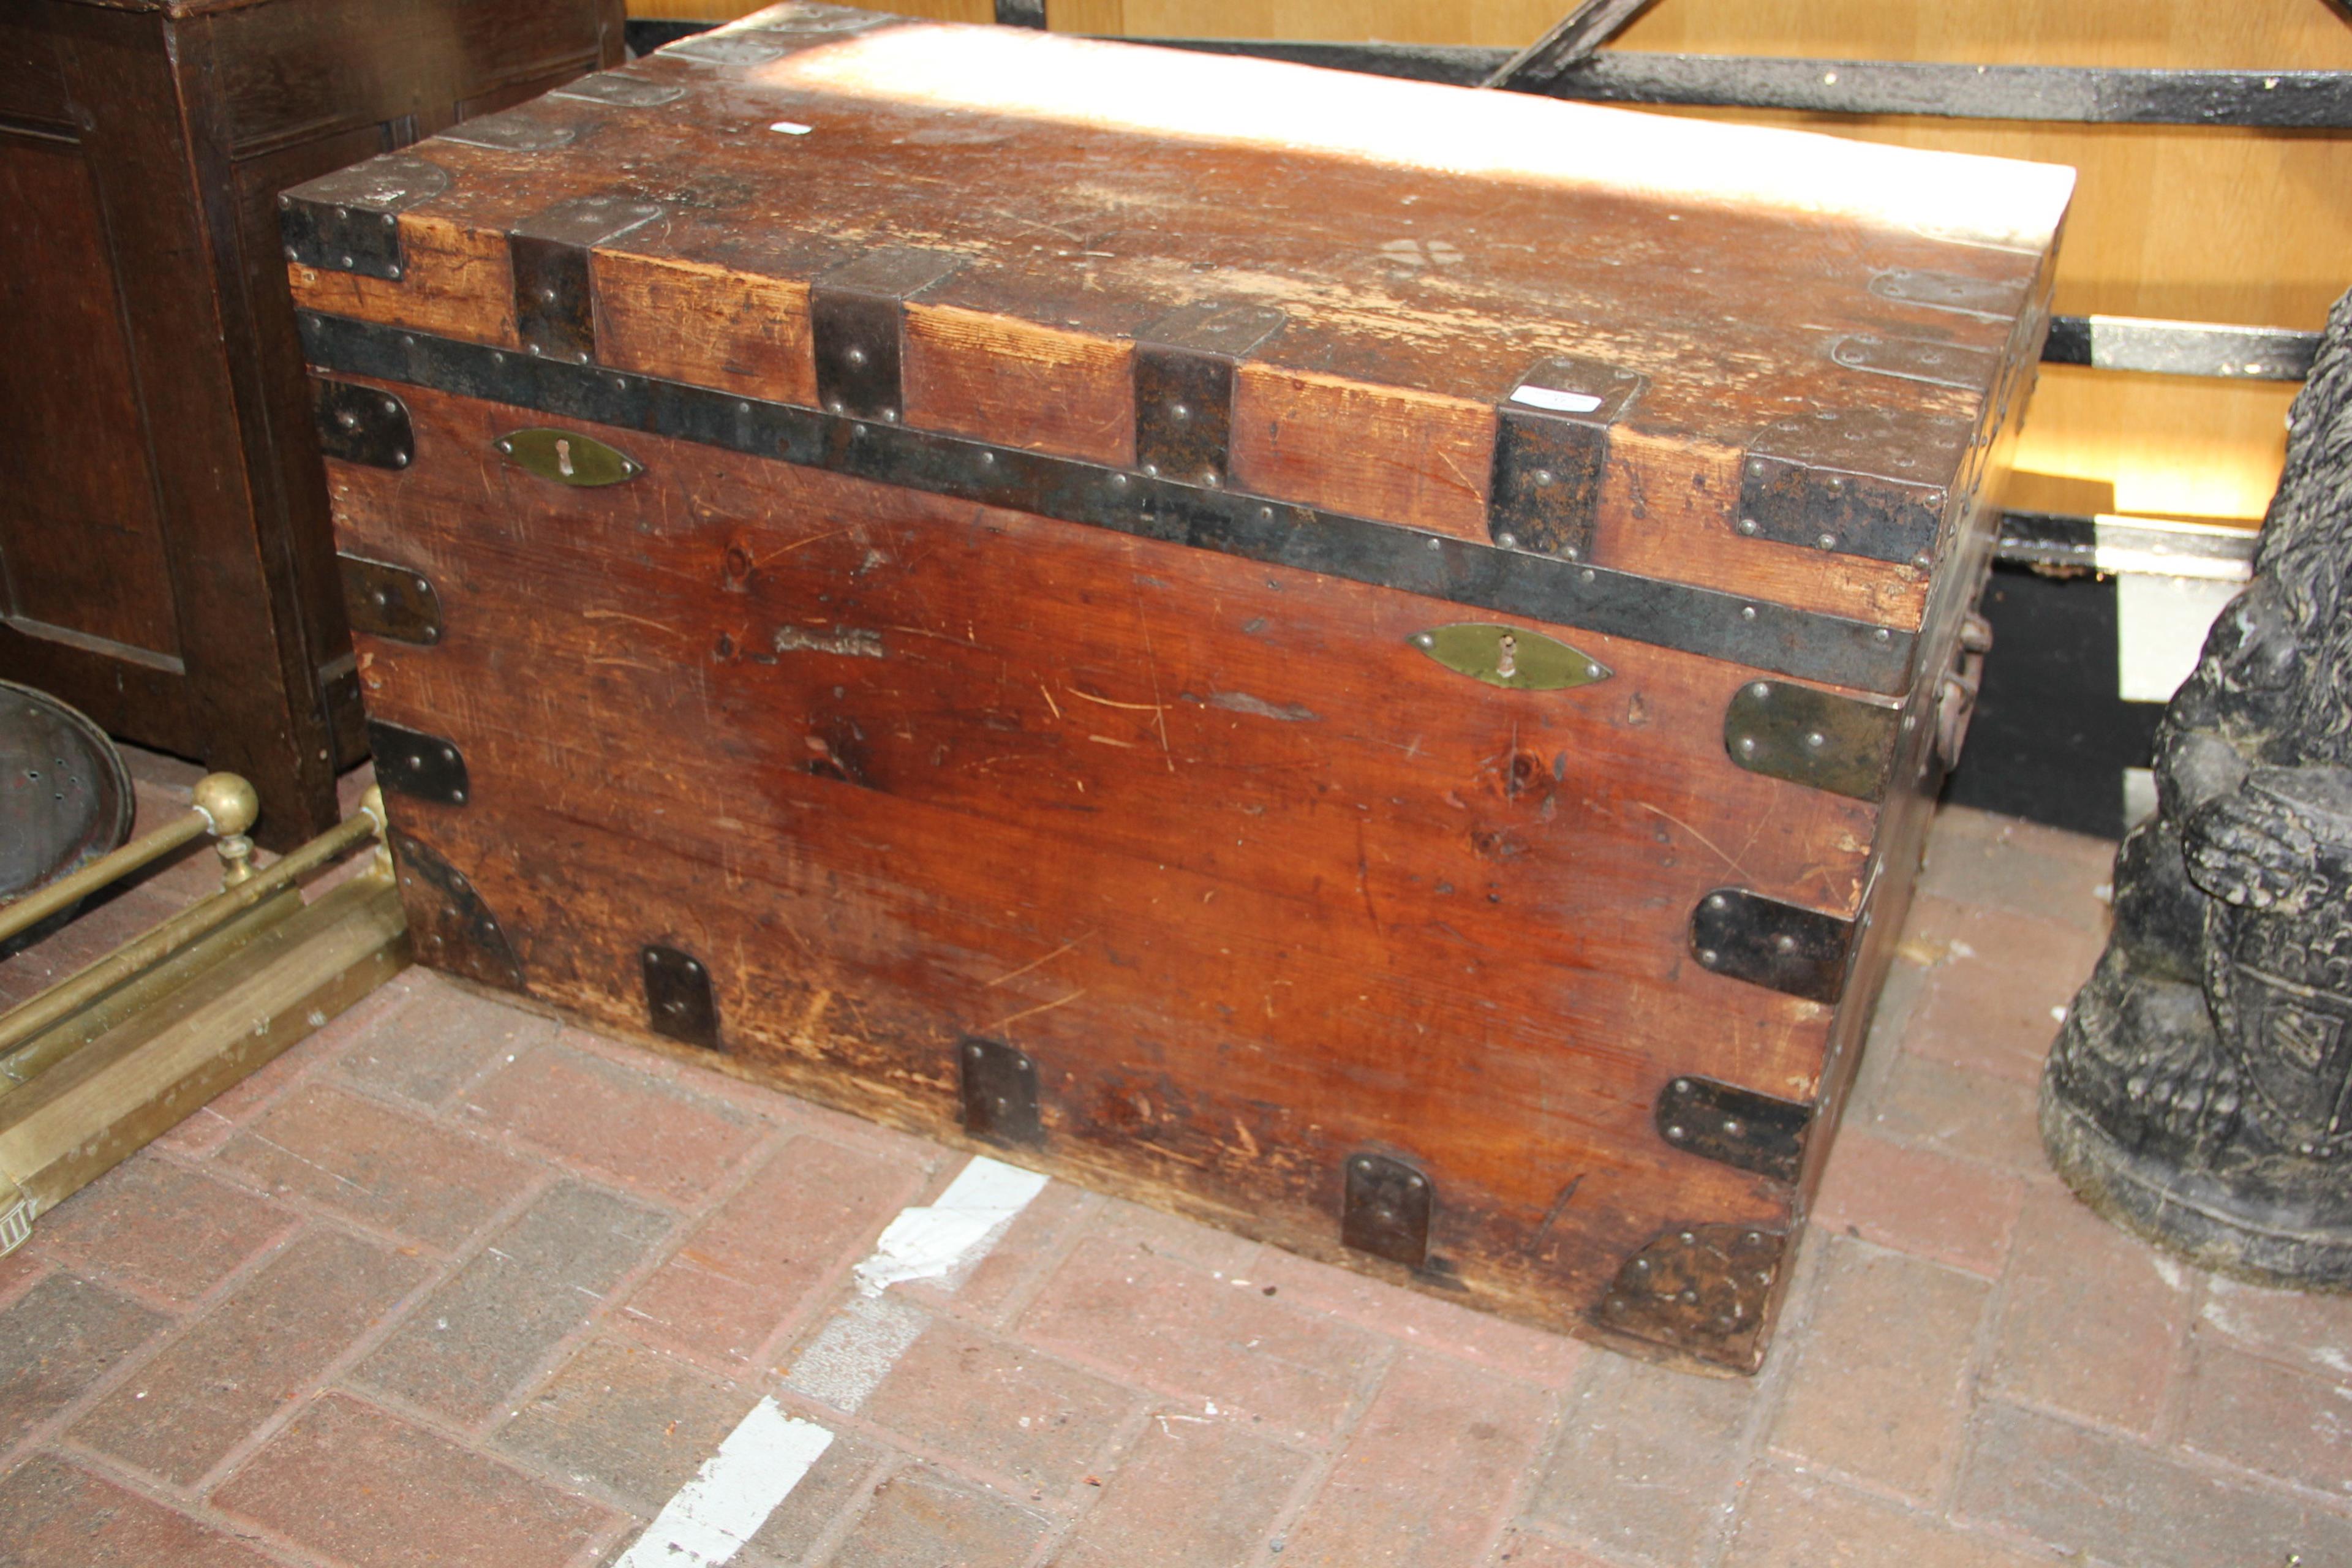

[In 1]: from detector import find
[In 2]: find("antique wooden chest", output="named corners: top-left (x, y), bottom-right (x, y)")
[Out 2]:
top-left (285, 6), bottom-right (2069, 1371)
top-left (2, 0), bottom-right (621, 846)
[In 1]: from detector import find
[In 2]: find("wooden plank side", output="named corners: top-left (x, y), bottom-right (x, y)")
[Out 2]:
top-left (1231, 364), bottom-right (1494, 542)
top-left (594, 251), bottom-right (817, 407)
top-left (1597, 428), bottom-right (1936, 629)
top-left (394, 793), bottom-right (1792, 1345)
top-left (903, 303), bottom-right (1134, 467)
top-left (288, 211), bottom-right (517, 347)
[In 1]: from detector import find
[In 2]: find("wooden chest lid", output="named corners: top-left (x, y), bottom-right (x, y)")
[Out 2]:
top-left (285, 3), bottom-right (2072, 672)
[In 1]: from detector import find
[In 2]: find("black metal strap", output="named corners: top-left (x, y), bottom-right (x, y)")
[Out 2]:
top-left (299, 310), bottom-right (1921, 694)
top-left (1133, 38), bottom-right (2352, 129)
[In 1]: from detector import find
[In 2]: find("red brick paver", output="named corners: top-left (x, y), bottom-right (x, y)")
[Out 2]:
top-left (1, 802), bottom-right (2346, 1568)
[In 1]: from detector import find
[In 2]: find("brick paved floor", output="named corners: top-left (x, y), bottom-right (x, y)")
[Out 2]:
top-left (4, 801), bottom-right (2350, 1567)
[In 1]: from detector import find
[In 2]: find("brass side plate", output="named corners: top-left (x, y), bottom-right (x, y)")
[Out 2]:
top-left (1723, 679), bottom-right (1901, 801)
top-left (1409, 624), bottom-right (1610, 691)
top-left (495, 428), bottom-right (644, 487)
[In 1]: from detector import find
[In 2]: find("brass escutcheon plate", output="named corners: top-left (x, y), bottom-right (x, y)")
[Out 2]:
top-left (1408, 623), bottom-right (1611, 691)
top-left (494, 428), bottom-right (644, 486)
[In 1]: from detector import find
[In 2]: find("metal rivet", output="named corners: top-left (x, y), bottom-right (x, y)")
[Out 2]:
top-left (1695, 951), bottom-right (1717, 968)
top-left (452, 789), bottom-right (467, 804)
top-left (1675, 1077), bottom-right (1692, 1091)
top-left (1141, 463), bottom-right (1159, 478)
top-left (882, 409), bottom-right (898, 423)
top-left (1580, 568), bottom-right (1596, 584)
top-left (1170, 402), bottom-right (1189, 420)
top-left (1774, 933), bottom-right (1796, 952)
top-left (1874, 627), bottom-right (1892, 643)
top-left (1257, 506), bottom-right (1274, 522)
top-left (1737, 736), bottom-right (1758, 756)
top-left (1561, 545), bottom-right (1580, 561)
top-left (1406, 1175), bottom-right (1424, 1190)
top-left (1737, 518), bottom-right (1758, 535)
top-left (1532, 469), bottom-right (1555, 486)
top-left (826, 399), bottom-right (843, 413)
top-left (845, 346), bottom-right (866, 366)
top-left (1816, 532), bottom-right (1838, 549)
top-left (1666, 1123), bottom-right (1686, 1139)
top-left (1426, 537), bottom-right (1441, 551)
top-left (1412, 633), bottom-right (1434, 647)
top-left (1740, 605), bottom-right (1757, 621)
top-left (1495, 532), bottom-right (1518, 549)
top-left (980, 450), bottom-right (995, 466)
top-left (1201, 471), bottom-right (1219, 488)
top-left (1705, 895), bottom-right (1727, 911)
top-left (1723, 1119), bottom-right (1744, 1136)
top-left (1806, 731), bottom-right (1826, 748)
top-left (1113, 473), bottom-right (1129, 488)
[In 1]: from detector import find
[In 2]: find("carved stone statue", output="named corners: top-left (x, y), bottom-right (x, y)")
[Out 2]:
top-left (2042, 288), bottom-right (2352, 1289)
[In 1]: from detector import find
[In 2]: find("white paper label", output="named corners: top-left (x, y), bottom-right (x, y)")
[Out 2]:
top-left (1509, 385), bottom-right (1605, 415)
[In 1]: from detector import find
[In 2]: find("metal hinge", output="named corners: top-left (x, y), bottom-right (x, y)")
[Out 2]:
top-left (1723, 679), bottom-right (1901, 802)
top-left (508, 194), bottom-right (663, 364)
top-left (1737, 407), bottom-right (1968, 567)
top-left (279, 153), bottom-right (449, 281)
top-left (389, 831), bottom-right (524, 993)
top-left (1132, 303), bottom-right (1287, 489)
top-left (314, 381), bottom-right (413, 469)
top-left (1689, 886), bottom-right (1856, 1004)
top-left (1654, 1074), bottom-right (1813, 1182)
top-left (1487, 356), bottom-right (1644, 562)
top-left (642, 943), bottom-right (720, 1050)
top-left (1594, 1222), bottom-right (1784, 1370)
top-left (368, 720), bottom-right (469, 807)
top-left (1341, 1151), bottom-right (1433, 1269)
top-left (959, 1036), bottom-right (1042, 1147)
top-left (810, 248), bottom-right (965, 423)
top-left (339, 554), bottom-right (442, 646)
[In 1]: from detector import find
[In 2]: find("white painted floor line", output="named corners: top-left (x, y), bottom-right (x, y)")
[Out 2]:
top-left (853, 1155), bottom-right (1050, 1297)
top-left (611, 1155), bottom-right (1047, 1567)
top-left (615, 1399), bottom-right (834, 1568)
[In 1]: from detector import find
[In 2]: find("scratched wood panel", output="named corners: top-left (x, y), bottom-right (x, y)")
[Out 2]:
top-left (1230, 365), bottom-right (1496, 542)
top-left (328, 394), bottom-right (1826, 1346)
top-left (903, 304), bottom-right (1136, 467)
top-left (291, 211), bottom-right (518, 349)
top-left (595, 252), bottom-right (818, 407)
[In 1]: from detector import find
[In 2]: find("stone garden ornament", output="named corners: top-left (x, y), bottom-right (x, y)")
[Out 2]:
top-left (2044, 287), bottom-right (2352, 1288)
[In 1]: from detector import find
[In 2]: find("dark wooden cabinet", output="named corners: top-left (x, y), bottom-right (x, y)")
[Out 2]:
top-left (1, 0), bottom-right (622, 846)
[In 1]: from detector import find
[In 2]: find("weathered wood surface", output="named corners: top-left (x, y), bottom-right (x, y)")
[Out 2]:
top-left (333, 380), bottom-right (1850, 1355)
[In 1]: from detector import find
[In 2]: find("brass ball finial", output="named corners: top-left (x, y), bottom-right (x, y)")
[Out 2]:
top-left (191, 772), bottom-right (260, 837)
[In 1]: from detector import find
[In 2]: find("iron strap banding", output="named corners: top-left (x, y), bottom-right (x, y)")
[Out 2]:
top-left (297, 311), bottom-right (1920, 694)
